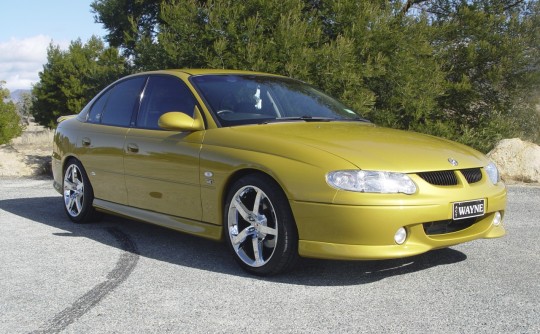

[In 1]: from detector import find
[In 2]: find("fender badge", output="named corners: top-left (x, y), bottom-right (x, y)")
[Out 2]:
top-left (448, 158), bottom-right (459, 166)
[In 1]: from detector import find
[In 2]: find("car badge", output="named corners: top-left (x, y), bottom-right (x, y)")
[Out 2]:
top-left (448, 158), bottom-right (459, 166)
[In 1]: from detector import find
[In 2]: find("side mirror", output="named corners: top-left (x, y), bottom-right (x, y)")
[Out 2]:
top-left (158, 107), bottom-right (204, 132)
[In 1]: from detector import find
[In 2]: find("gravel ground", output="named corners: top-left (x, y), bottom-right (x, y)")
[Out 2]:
top-left (0, 179), bottom-right (538, 333)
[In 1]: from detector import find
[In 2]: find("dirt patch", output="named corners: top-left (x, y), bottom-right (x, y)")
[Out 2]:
top-left (0, 123), bottom-right (54, 178)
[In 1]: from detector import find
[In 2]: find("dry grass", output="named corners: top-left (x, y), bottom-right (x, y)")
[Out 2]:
top-left (0, 123), bottom-right (54, 178)
top-left (11, 128), bottom-right (54, 148)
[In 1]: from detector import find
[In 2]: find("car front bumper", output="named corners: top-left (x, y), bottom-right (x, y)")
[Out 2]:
top-left (291, 185), bottom-right (506, 260)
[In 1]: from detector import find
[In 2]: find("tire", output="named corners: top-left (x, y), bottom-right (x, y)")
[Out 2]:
top-left (224, 174), bottom-right (298, 276)
top-left (62, 159), bottom-right (97, 223)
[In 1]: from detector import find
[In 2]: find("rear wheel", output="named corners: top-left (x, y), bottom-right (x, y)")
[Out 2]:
top-left (224, 174), bottom-right (298, 276)
top-left (63, 159), bottom-right (97, 223)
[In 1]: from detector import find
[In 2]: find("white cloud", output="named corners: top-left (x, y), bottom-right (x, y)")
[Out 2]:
top-left (0, 35), bottom-right (69, 91)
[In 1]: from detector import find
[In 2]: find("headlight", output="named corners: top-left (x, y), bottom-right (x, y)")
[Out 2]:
top-left (326, 170), bottom-right (417, 194)
top-left (485, 162), bottom-right (500, 184)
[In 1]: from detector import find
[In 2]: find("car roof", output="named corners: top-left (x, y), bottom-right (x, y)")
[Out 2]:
top-left (134, 69), bottom-right (286, 77)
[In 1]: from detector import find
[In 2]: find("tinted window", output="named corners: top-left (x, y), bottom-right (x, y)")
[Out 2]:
top-left (137, 76), bottom-right (197, 129)
top-left (87, 89), bottom-right (111, 123)
top-left (100, 77), bottom-right (146, 127)
top-left (191, 75), bottom-right (365, 127)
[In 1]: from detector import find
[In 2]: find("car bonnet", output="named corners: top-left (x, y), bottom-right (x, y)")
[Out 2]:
top-left (228, 122), bottom-right (488, 173)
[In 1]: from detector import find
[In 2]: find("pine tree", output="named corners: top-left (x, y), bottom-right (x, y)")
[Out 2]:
top-left (31, 37), bottom-right (129, 128)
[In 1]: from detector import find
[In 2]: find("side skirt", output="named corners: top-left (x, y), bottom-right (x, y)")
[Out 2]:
top-left (93, 199), bottom-right (222, 241)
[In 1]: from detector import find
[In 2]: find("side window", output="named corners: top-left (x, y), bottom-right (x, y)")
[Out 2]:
top-left (137, 76), bottom-right (197, 129)
top-left (87, 89), bottom-right (111, 123)
top-left (100, 77), bottom-right (146, 127)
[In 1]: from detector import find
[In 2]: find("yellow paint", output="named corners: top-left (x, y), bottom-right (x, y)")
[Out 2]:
top-left (52, 69), bottom-right (506, 260)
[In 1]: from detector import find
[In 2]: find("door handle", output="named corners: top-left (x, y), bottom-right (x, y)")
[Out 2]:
top-left (82, 137), bottom-right (91, 146)
top-left (127, 143), bottom-right (139, 153)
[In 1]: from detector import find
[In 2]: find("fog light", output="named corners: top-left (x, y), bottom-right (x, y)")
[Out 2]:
top-left (492, 211), bottom-right (502, 226)
top-left (394, 227), bottom-right (407, 245)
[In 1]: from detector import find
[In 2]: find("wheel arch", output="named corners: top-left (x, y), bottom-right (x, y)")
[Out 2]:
top-left (220, 168), bottom-right (298, 233)
top-left (222, 168), bottom-right (288, 208)
top-left (62, 154), bottom-right (80, 171)
top-left (61, 156), bottom-right (96, 198)
top-left (60, 155), bottom-right (86, 181)
top-left (53, 154), bottom-right (82, 194)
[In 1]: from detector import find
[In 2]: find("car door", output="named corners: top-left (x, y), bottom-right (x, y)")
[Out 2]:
top-left (78, 76), bottom-right (147, 205)
top-left (123, 75), bottom-right (204, 221)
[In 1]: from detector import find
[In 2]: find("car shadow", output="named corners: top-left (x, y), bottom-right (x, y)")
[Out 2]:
top-left (0, 196), bottom-right (467, 286)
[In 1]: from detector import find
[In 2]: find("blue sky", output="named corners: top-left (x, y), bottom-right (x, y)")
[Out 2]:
top-left (0, 1), bottom-right (107, 91)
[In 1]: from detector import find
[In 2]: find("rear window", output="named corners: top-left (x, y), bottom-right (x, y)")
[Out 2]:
top-left (99, 77), bottom-right (147, 127)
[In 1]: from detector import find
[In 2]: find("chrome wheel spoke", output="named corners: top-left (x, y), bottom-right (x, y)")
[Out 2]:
top-left (253, 189), bottom-right (263, 215)
top-left (75, 178), bottom-right (84, 191)
top-left (74, 194), bottom-right (83, 213)
top-left (257, 224), bottom-right (277, 236)
top-left (64, 179), bottom-right (77, 191)
top-left (233, 196), bottom-right (251, 221)
top-left (66, 196), bottom-right (76, 212)
top-left (71, 165), bottom-right (78, 183)
top-left (252, 236), bottom-right (264, 265)
top-left (232, 226), bottom-right (253, 246)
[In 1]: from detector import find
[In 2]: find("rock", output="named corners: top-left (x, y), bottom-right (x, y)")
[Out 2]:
top-left (487, 138), bottom-right (540, 183)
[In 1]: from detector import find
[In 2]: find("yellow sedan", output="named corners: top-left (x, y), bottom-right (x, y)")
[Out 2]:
top-left (52, 69), bottom-right (506, 275)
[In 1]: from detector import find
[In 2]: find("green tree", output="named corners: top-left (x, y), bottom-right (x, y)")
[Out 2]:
top-left (0, 82), bottom-right (23, 144)
top-left (312, 1), bottom-right (446, 130)
top-left (424, 0), bottom-right (540, 151)
top-left (91, 0), bottom-right (163, 62)
top-left (91, 0), bottom-right (446, 131)
top-left (157, 0), bottom-right (444, 121)
top-left (31, 36), bottom-right (129, 128)
top-left (90, 0), bottom-right (540, 152)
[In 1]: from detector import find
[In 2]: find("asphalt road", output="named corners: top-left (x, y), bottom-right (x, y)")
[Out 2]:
top-left (0, 179), bottom-right (538, 333)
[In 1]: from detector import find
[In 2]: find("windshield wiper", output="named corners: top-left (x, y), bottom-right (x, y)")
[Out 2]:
top-left (261, 116), bottom-right (371, 124)
top-left (262, 116), bottom-right (335, 124)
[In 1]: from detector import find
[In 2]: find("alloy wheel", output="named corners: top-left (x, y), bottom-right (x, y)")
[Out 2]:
top-left (63, 164), bottom-right (85, 218)
top-left (227, 185), bottom-right (279, 268)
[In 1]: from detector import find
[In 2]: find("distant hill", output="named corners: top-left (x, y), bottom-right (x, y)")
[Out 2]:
top-left (9, 89), bottom-right (31, 103)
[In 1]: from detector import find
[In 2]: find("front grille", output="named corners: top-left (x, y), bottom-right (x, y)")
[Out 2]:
top-left (461, 168), bottom-right (482, 184)
top-left (418, 171), bottom-right (458, 186)
top-left (418, 168), bottom-right (483, 186)
top-left (423, 217), bottom-right (478, 235)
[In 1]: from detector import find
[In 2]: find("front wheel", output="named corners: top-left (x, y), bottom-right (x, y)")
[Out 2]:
top-left (224, 174), bottom-right (298, 276)
top-left (63, 159), bottom-right (97, 223)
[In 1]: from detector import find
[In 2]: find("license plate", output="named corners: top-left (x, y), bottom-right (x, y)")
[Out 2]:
top-left (453, 199), bottom-right (486, 220)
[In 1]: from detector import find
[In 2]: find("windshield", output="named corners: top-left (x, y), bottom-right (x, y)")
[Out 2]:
top-left (190, 75), bottom-right (367, 126)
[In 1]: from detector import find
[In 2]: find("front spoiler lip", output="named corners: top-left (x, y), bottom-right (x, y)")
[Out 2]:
top-left (299, 223), bottom-right (505, 260)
